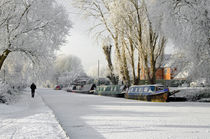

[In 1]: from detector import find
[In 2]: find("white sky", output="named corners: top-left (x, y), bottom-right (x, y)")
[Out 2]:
top-left (56, 1), bottom-right (106, 73)
top-left (57, 0), bottom-right (173, 73)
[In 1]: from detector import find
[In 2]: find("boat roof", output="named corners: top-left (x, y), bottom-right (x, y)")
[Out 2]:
top-left (130, 84), bottom-right (165, 87)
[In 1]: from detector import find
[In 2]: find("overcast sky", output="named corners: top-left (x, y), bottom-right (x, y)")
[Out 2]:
top-left (56, 0), bottom-right (106, 74)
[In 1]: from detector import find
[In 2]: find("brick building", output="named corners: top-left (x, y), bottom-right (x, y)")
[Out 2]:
top-left (140, 67), bottom-right (176, 80)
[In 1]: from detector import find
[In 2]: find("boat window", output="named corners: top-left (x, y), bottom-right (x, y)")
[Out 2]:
top-left (150, 86), bottom-right (155, 92)
top-left (157, 86), bottom-right (165, 91)
top-left (116, 86), bottom-right (119, 91)
top-left (106, 87), bottom-right (111, 91)
top-left (128, 88), bottom-right (132, 93)
top-left (143, 87), bottom-right (149, 92)
top-left (135, 87), bottom-right (139, 92)
top-left (139, 87), bottom-right (143, 92)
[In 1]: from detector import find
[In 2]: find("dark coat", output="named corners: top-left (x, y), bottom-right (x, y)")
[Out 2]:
top-left (30, 83), bottom-right (36, 91)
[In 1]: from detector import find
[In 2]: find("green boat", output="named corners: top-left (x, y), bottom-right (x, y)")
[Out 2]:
top-left (94, 85), bottom-right (126, 97)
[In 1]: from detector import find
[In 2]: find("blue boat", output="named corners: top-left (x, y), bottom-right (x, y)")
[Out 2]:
top-left (125, 85), bottom-right (179, 102)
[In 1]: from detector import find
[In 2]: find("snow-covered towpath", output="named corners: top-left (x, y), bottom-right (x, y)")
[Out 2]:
top-left (0, 88), bottom-right (68, 139)
top-left (39, 88), bottom-right (210, 139)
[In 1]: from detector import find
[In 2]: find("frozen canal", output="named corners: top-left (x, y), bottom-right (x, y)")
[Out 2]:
top-left (39, 88), bottom-right (210, 139)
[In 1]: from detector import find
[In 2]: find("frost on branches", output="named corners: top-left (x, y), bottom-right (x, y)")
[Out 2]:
top-left (147, 0), bottom-right (210, 85)
top-left (0, 0), bottom-right (71, 102)
top-left (73, 0), bottom-right (167, 85)
top-left (54, 55), bottom-right (86, 88)
top-left (0, 0), bottom-right (71, 70)
top-left (0, 78), bottom-right (20, 103)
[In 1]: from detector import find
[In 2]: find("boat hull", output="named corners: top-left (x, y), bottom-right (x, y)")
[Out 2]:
top-left (95, 92), bottom-right (125, 97)
top-left (69, 84), bottom-right (96, 94)
top-left (125, 92), bottom-right (169, 102)
top-left (71, 90), bottom-right (93, 94)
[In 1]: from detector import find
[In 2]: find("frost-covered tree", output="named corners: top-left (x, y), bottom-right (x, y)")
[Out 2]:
top-left (73, 0), bottom-right (131, 85)
top-left (1, 53), bottom-right (29, 88)
top-left (73, 0), bottom-right (167, 85)
top-left (147, 0), bottom-right (210, 84)
top-left (0, 0), bottom-right (71, 71)
top-left (54, 55), bottom-right (85, 87)
top-left (0, 51), bottom-right (55, 88)
top-left (118, 0), bottom-right (166, 84)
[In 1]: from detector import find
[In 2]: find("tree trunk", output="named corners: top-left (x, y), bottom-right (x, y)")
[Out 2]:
top-left (122, 43), bottom-right (130, 86)
top-left (114, 37), bottom-right (127, 84)
top-left (135, 54), bottom-right (141, 85)
top-left (149, 53), bottom-right (156, 84)
top-left (102, 45), bottom-right (118, 85)
top-left (144, 54), bottom-right (152, 84)
top-left (128, 38), bottom-right (137, 85)
top-left (0, 49), bottom-right (11, 70)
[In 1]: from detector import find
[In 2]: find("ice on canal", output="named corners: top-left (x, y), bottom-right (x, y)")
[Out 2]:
top-left (39, 88), bottom-right (210, 139)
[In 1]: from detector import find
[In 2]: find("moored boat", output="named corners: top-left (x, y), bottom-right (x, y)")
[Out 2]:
top-left (94, 85), bottom-right (126, 97)
top-left (70, 84), bottom-right (96, 94)
top-left (125, 84), bottom-right (179, 102)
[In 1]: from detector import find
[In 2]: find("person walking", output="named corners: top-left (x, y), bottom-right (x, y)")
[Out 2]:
top-left (30, 83), bottom-right (37, 98)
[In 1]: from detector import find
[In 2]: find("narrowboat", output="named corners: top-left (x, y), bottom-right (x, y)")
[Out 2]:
top-left (70, 84), bottom-right (96, 94)
top-left (94, 85), bottom-right (126, 97)
top-left (125, 85), bottom-right (179, 102)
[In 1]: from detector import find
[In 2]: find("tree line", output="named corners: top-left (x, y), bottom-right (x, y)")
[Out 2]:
top-left (73, 0), bottom-right (210, 86)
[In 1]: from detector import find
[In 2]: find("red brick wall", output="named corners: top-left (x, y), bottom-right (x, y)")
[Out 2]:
top-left (140, 67), bottom-right (174, 80)
top-left (156, 68), bottom-right (164, 80)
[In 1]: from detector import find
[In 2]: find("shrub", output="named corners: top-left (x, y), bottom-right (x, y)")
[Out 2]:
top-left (0, 79), bottom-right (17, 103)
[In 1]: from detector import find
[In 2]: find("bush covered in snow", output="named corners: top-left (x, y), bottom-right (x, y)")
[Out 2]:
top-left (0, 79), bottom-right (18, 103)
top-left (172, 87), bottom-right (210, 102)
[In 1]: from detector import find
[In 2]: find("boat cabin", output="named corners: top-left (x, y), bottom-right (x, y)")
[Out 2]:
top-left (128, 85), bottom-right (169, 95)
top-left (126, 85), bottom-right (169, 102)
top-left (94, 85), bottom-right (126, 97)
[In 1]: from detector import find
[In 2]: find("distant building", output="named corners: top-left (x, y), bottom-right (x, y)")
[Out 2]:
top-left (140, 67), bottom-right (176, 80)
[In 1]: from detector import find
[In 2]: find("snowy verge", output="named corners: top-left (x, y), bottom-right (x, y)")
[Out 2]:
top-left (0, 88), bottom-right (69, 139)
top-left (0, 80), bottom-right (18, 104)
top-left (170, 87), bottom-right (210, 102)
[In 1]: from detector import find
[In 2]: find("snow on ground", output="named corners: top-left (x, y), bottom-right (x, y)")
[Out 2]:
top-left (0, 88), bottom-right (69, 139)
top-left (39, 88), bottom-right (210, 139)
top-left (1, 88), bottom-right (210, 139)
top-left (170, 87), bottom-right (210, 101)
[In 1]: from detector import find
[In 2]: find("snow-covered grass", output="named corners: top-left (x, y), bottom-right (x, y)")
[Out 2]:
top-left (0, 80), bottom-right (17, 104)
top-left (0, 88), bottom-right (69, 139)
top-left (170, 87), bottom-right (210, 102)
